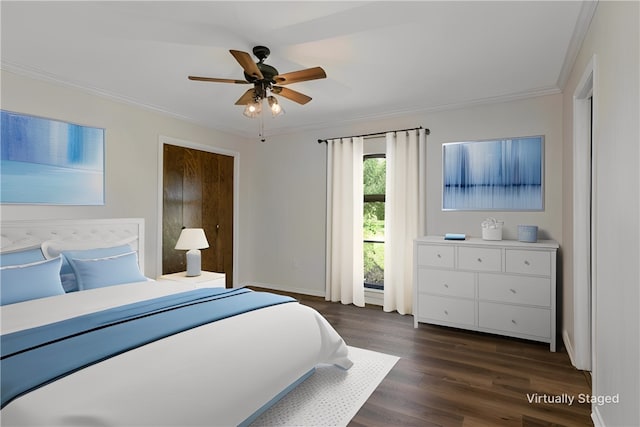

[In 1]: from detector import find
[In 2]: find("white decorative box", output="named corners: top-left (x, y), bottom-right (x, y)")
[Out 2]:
top-left (481, 218), bottom-right (503, 240)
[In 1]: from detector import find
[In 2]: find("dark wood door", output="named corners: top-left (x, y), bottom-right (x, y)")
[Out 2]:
top-left (162, 144), bottom-right (234, 287)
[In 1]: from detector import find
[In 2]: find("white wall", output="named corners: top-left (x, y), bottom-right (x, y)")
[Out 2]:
top-left (247, 93), bottom-right (564, 297)
top-left (0, 70), bottom-right (256, 281)
top-left (244, 132), bottom-right (329, 296)
top-left (562, 2), bottom-right (639, 426)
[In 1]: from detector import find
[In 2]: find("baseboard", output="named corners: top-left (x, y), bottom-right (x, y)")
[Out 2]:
top-left (591, 405), bottom-right (605, 427)
top-left (242, 282), bottom-right (385, 306)
top-left (242, 281), bottom-right (325, 298)
top-left (562, 329), bottom-right (578, 367)
top-left (365, 289), bottom-right (383, 306)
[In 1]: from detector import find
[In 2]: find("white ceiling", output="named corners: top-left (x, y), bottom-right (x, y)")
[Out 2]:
top-left (1, 1), bottom-right (590, 139)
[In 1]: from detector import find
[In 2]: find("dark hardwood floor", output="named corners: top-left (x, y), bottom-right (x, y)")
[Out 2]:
top-left (260, 289), bottom-right (593, 427)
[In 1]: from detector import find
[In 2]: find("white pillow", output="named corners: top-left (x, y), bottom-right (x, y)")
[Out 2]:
top-left (41, 235), bottom-right (138, 260)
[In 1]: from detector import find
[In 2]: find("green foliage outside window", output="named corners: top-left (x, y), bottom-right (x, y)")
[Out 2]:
top-left (364, 157), bottom-right (386, 196)
top-left (363, 157), bottom-right (386, 287)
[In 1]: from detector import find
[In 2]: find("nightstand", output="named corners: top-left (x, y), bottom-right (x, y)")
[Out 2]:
top-left (159, 271), bottom-right (226, 288)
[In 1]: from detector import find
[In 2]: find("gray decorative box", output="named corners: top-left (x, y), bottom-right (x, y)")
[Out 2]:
top-left (518, 225), bottom-right (538, 242)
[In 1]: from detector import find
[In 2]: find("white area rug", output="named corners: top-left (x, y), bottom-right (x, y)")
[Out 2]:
top-left (250, 346), bottom-right (399, 427)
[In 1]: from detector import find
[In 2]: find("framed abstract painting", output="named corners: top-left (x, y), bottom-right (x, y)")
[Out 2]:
top-left (442, 135), bottom-right (544, 211)
top-left (0, 110), bottom-right (105, 205)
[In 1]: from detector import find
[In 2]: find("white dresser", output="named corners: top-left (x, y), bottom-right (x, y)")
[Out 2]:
top-left (413, 236), bottom-right (559, 351)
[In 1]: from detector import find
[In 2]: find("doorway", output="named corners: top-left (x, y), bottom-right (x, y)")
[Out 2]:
top-left (158, 137), bottom-right (237, 288)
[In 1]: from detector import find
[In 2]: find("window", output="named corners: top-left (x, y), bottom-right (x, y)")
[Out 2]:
top-left (363, 154), bottom-right (386, 289)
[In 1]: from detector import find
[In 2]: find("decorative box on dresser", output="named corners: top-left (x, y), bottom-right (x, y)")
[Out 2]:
top-left (413, 236), bottom-right (559, 351)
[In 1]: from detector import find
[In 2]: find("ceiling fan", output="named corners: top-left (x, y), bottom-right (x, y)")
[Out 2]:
top-left (188, 46), bottom-right (326, 110)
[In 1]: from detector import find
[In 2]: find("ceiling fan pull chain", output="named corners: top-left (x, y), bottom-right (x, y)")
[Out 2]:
top-left (259, 106), bottom-right (266, 143)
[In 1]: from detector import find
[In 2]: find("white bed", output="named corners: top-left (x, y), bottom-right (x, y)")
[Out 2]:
top-left (0, 218), bottom-right (352, 426)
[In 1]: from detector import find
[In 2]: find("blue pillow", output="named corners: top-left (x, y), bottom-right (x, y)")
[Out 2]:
top-left (0, 257), bottom-right (65, 305)
top-left (60, 244), bottom-right (133, 292)
top-left (0, 247), bottom-right (46, 267)
top-left (69, 251), bottom-right (147, 290)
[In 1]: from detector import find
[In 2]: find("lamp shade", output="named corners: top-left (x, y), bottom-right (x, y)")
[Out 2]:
top-left (267, 95), bottom-right (284, 117)
top-left (175, 228), bottom-right (209, 250)
top-left (243, 99), bottom-right (262, 118)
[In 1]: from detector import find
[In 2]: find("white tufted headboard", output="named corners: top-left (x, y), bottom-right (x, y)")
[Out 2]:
top-left (0, 218), bottom-right (145, 272)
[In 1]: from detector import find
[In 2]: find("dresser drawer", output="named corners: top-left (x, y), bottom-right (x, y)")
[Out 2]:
top-left (478, 274), bottom-right (551, 307)
top-left (418, 294), bottom-right (475, 327)
top-left (458, 247), bottom-right (501, 272)
top-left (479, 302), bottom-right (550, 338)
top-left (505, 250), bottom-right (551, 276)
top-left (418, 268), bottom-right (475, 298)
top-left (416, 244), bottom-right (454, 269)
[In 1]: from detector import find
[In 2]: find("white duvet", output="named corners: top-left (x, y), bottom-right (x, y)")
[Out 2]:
top-left (0, 281), bottom-right (352, 427)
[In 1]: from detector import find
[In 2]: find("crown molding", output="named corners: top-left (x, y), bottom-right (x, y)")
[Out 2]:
top-left (557, 0), bottom-right (599, 90)
top-left (1, 60), bottom-right (196, 124)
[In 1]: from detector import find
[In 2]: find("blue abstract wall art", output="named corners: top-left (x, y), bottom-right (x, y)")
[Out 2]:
top-left (1, 110), bottom-right (104, 205)
top-left (442, 136), bottom-right (544, 211)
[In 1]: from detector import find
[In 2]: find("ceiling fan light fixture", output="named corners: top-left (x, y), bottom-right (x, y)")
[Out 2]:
top-left (243, 99), bottom-right (262, 118)
top-left (267, 95), bottom-right (284, 117)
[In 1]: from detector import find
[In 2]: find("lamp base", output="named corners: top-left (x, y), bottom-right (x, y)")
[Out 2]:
top-left (185, 249), bottom-right (202, 276)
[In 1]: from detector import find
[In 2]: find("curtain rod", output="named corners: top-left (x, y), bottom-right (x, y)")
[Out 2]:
top-left (317, 126), bottom-right (430, 144)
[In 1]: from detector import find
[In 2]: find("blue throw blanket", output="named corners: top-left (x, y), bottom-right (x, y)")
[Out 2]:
top-left (1, 287), bottom-right (295, 409)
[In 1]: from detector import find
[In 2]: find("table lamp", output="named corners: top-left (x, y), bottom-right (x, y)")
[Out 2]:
top-left (175, 228), bottom-right (209, 276)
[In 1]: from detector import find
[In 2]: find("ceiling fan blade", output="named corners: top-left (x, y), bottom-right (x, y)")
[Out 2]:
top-left (229, 50), bottom-right (264, 80)
top-left (273, 67), bottom-right (326, 85)
top-left (188, 76), bottom-right (249, 84)
top-left (235, 89), bottom-right (257, 105)
top-left (272, 86), bottom-right (312, 105)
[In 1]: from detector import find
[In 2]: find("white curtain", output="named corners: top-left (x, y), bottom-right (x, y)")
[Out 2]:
top-left (384, 129), bottom-right (427, 314)
top-left (325, 137), bottom-right (365, 306)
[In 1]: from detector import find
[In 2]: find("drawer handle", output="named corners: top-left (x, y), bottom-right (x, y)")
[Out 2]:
top-left (443, 283), bottom-right (449, 288)
top-left (477, 257), bottom-right (483, 263)
top-left (437, 253), bottom-right (442, 258)
top-left (511, 319), bottom-right (517, 324)
top-left (444, 310), bottom-right (449, 315)
top-left (509, 288), bottom-right (516, 294)
top-left (524, 260), bottom-right (530, 266)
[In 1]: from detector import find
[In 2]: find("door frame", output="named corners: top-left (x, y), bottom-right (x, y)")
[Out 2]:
top-left (157, 135), bottom-right (240, 286)
top-left (571, 54), bottom-right (597, 371)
